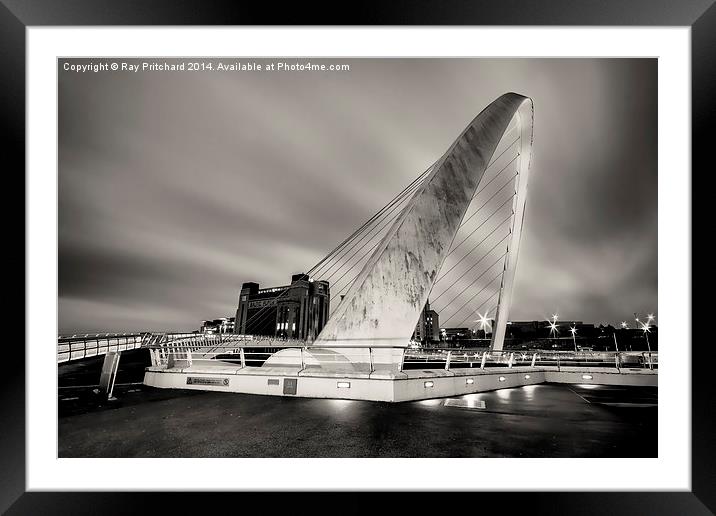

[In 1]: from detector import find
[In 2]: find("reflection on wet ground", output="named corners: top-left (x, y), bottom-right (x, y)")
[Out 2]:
top-left (59, 381), bottom-right (656, 458)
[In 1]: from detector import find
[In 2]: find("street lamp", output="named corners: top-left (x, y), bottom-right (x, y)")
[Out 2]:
top-left (548, 313), bottom-right (559, 337)
top-left (548, 320), bottom-right (559, 348)
top-left (570, 326), bottom-right (578, 352)
top-left (641, 322), bottom-right (652, 354)
top-left (474, 310), bottom-right (492, 340)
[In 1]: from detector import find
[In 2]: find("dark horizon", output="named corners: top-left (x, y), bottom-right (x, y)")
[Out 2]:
top-left (58, 58), bottom-right (657, 334)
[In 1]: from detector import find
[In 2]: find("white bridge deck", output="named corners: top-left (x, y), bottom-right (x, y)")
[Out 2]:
top-left (143, 341), bottom-right (657, 402)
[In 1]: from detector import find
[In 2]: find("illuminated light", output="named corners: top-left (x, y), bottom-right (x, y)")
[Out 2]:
top-left (466, 378), bottom-right (474, 385)
top-left (424, 381), bottom-right (434, 388)
top-left (524, 374), bottom-right (531, 379)
top-left (621, 321), bottom-right (628, 329)
top-left (337, 381), bottom-right (351, 389)
top-left (582, 374), bottom-right (593, 380)
top-left (475, 311), bottom-right (493, 332)
top-left (548, 319), bottom-right (559, 336)
top-left (417, 399), bottom-right (442, 406)
top-left (570, 326), bottom-right (577, 336)
top-left (498, 376), bottom-right (506, 382)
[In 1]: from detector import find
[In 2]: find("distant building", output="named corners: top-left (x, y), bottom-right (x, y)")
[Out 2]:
top-left (235, 273), bottom-right (330, 340)
top-left (412, 301), bottom-right (440, 343)
top-left (506, 320), bottom-right (588, 339)
top-left (200, 317), bottom-right (235, 334)
top-left (440, 327), bottom-right (473, 342)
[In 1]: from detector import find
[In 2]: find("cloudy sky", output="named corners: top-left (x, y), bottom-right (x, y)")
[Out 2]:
top-left (58, 58), bottom-right (657, 333)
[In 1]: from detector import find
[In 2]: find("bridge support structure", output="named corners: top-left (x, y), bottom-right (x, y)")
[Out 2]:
top-left (310, 92), bottom-right (534, 364)
top-left (140, 93), bottom-right (655, 403)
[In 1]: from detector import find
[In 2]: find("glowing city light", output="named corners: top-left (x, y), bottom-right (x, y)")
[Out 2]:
top-left (621, 321), bottom-right (628, 329)
top-left (570, 326), bottom-right (577, 336)
top-left (548, 316), bottom-right (559, 337)
top-left (473, 310), bottom-right (493, 332)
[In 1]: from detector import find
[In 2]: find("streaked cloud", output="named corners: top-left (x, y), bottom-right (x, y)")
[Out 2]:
top-left (59, 58), bottom-right (657, 332)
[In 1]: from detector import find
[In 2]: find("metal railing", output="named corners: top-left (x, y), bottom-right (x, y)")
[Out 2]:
top-left (143, 336), bottom-right (658, 373)
top-left (57, 332), bottom-right (198, 364)
top-left (146, 340), bottom-right (392, 372)
top-left (57, 333), bottom-right (146, 363)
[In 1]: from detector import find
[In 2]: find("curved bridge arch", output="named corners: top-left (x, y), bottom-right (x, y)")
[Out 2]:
top-left (314, 92), bottom-right (534, 366)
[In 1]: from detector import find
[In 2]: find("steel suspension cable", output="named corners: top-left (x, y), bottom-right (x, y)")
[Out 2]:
top-left (459, 172), bottom-right (519, 236)
top-left (242, 165), bottom-right (432, 331)
top-left (455, 290), bottom-right (502, 329)
top-left (327, 237), bottom-right (382, 297)
top-left (431, 229), bottom-right (511, 301)
top-left (439, 270), bottom-right (505, 326)
top-left (485, 136), bottom-right (520, 171)
top-left (311, 165), bottom-right (433, 278)
top-left (440, 198), bottom-right (514, 281)
top-left (433, 252), bottom-right (508, 317)
top-left (316, 177), bottom-right (425, 280)
top-left (463, 160), bottom-right (517, 214)
top-left (241, 135), bottom-right (518, 335)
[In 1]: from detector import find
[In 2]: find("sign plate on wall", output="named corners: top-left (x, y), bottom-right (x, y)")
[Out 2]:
top-left (187, 377), bottom-right (230, 386)
top-left (283, 378), bottom-right (297, 395)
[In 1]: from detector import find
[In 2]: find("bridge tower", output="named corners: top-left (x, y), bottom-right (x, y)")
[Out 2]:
top-left (311, 92), bottom-right (534, 367)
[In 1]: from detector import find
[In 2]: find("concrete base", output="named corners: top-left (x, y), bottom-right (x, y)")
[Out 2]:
top-left (143, 364), bottom-right (657, 403)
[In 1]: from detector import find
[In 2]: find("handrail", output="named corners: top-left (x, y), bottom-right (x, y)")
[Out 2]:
top-left (58, 332), bottom-right (657, 371)
top-left (143, 334), bottom-right (658, 372)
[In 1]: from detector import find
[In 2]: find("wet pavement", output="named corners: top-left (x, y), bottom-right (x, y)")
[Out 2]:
top-left (58, 352), bottom-right (657, 458)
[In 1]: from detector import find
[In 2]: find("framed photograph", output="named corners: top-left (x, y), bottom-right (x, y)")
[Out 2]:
top-left (6, 0), bottom-right (709, 513)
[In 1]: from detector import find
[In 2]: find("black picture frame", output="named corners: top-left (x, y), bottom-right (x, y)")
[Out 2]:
top-left (3, 1), bottom-right (710, 513)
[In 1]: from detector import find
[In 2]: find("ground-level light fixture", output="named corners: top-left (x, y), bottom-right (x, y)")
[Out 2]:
top-left (424, 381), bottom-right (434, 388)
top-left (466, 378), bottom-right (474, 385)
top-left (524, 374), bottom-right (531, 379)
top-left (498, 376), bottom-right (506, 382)
top-left (582, 374), bottom-right (593, 380)
top-left (337, 381), bottom-right (351, 389)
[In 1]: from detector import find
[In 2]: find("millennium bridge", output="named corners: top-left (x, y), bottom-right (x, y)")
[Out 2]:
top-left (58, 93), bottom-right (657, 403)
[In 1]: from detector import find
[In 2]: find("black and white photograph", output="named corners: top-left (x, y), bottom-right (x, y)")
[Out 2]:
top-left (56, 57), bottom-right (659, 459)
